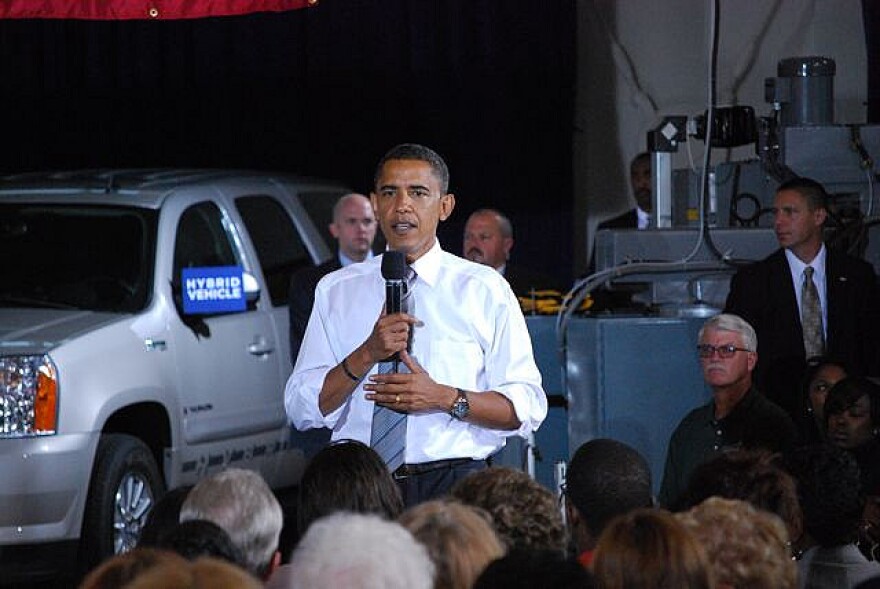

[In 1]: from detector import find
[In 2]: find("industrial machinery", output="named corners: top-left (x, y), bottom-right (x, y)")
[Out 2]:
top-left (559, 56), bottom-right (880, 493)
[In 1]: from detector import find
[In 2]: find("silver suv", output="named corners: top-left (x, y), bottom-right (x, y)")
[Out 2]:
top-left (0, 169), bottom-right (345, 581)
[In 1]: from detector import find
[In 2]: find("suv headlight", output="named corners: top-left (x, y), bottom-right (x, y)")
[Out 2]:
top-left (0, 355), bottom-right (58, 437)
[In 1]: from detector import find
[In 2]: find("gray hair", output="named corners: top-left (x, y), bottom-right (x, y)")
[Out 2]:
top-left (699, 313), bottom-right (757, 352)
top-left (288, 512), bottom-right (435, 589)
top-left (179, 468), bottom-right (283, 578)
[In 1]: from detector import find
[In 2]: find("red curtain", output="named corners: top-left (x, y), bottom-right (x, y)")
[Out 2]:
top-left (0, 0), bottom-right (315, 20)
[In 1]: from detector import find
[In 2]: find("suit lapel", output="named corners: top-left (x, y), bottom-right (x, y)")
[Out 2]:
top-left (824, 249), bottom-right (844, 348)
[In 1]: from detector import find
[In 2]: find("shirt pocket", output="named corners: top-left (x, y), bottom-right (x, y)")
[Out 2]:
top-left (423, 339), bottom-right (485, 388)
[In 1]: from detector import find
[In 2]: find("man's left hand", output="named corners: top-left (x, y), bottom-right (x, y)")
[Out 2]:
top-left (363, 350), bottom-right (456, 414)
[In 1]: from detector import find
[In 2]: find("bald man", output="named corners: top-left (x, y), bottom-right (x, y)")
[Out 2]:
top-left (463, 208), bottom-right (559, 296)
top-left (289, 193), bottom-right (377, 363)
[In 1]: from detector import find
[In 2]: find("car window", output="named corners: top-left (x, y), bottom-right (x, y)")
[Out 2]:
top-left (235, 195), bottom-right (311, 306)
top-left (173, 201), bottom-right (239, 276)
top-left (0, 203), bottom-right (155, 312)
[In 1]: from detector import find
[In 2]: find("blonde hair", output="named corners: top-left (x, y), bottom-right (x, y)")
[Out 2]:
top-left (399, 499), bottom-right (505, 589)
top-left (677, 497), bottom-right (796, 589)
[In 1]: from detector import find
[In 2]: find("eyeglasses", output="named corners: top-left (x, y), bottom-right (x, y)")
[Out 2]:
top-left (697, 344), bottom-right (752, 359)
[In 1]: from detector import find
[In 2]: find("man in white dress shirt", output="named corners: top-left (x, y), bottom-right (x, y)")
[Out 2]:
top-left (285, 143), bottom-right (547, 505)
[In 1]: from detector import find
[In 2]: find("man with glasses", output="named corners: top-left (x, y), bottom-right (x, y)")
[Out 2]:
top-left (658, 313), bottom-right (796, 508)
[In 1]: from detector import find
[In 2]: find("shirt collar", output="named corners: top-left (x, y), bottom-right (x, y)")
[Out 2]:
top-left (408, 240), bottom-right (443, 287)
top-left (710, 386), bottom-right (757, 424)
top-left (784, 244), bottom-right (826, 279)
top-left (338, 250), bottom-right (374, 267)
top-left (636, 207), bottom-right (650, 229)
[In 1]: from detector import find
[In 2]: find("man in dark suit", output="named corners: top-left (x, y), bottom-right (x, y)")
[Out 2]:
top-left (288, 193), bottom-right (377, 363)
top-left (462, 207), bottom-right (560, 295)
top-left (724, 177), bottom-right (879, 418)
top-left (596, 151), bottom-right (652, 231)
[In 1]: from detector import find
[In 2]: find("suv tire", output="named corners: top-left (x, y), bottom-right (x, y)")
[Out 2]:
top-left (79, 434), bottom-right (164, 571)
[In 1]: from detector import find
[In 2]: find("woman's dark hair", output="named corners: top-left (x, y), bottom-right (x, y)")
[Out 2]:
top-left (824, 376), bottom-right (880, 428)
top-left (782, 444), bottom-right (864, 546)
top-left (296, 439), bottom-right (403, 538)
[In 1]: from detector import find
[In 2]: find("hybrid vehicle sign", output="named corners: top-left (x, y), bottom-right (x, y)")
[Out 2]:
top-left (182, 266), bottom-right (246, 314)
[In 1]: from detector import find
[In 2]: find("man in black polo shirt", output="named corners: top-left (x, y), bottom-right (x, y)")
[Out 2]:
top-left (659, 313), bottom-right (796, 508)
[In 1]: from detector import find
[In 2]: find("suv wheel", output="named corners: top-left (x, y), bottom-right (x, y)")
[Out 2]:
top-left (80, 434), bottom-right (164, 570)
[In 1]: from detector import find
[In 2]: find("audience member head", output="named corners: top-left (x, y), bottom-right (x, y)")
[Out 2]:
top-left (288, 512), bottom-right (434, 589)
top-left (151, 519), bottom-right (246, 569)
top-left (677, 497), bottom-right (797, 589)
top-left (463, 208), bottom-right (514, 270)
top-left (296, 439), bottom-right (403, 539)
top-left (473, 548), bottom-right (596, 589)
top-left (697, 313), bottom-right (758, 394)
top-left (677, 449), bottom-right (802, 542)
top-left (78, 547), bottom-right (187, 589)
top-left (399, 499), bottom-right (505, 589)
top-left (825, 376), bottom-right (880, 452)
top-left (122, 556), bottom-right (262, 589)
top-left (179, 467), bottom-right (283, 579)
top-left (564, 438), bottom-right (653, 554)
top-left (800, 356), bottom-right (848, 428)
top-left (592, 508), bottom-right (712, 589)
top-left (450, 466), bottom-right (566, 553)
top-left (630, 152), bottom-right (652, 212)
top-left (330, 193), bottom-right (376, 262)
top-left (783, 443), bottom-right (864, 547)
top-left (138, 485), bottom-right (193, 548)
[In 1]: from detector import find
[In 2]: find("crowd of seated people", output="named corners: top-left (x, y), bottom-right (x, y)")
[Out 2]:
top-left (77, 373), bottom-right (880, 588)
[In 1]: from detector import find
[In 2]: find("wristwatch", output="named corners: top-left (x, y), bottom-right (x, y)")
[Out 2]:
top-left (450, 388), bottom-right (470, 420)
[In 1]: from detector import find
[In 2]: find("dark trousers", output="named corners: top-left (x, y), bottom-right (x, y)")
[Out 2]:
top-left (394, 459), bottom-right (488, 508)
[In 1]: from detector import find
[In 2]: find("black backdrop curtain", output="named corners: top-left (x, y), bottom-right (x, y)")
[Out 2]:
top-left (0, 0), bottom-right (576, 283)
top-left (865, 0), bottom-right (880, 123)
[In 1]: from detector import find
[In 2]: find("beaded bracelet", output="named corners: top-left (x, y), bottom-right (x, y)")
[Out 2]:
top-left (341, 357), bottom-right (362, 382)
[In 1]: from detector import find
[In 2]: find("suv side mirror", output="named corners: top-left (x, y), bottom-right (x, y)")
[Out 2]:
top-left (243, 272), bottom-right (260, 304)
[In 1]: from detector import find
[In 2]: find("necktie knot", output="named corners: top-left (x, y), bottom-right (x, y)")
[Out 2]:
top-left (804, 266), bottom-right (814, 280)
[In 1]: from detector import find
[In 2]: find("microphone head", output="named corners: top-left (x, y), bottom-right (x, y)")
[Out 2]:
top-left (381, 250), bottom-right (407, 280)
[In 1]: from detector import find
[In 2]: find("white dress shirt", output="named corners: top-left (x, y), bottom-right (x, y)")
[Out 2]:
top-left (785, 245), bottom-right (828, 339)
top-left (285, 241), bottom-right (547, 464)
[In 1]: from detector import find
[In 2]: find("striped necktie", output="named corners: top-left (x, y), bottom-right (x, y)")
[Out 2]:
top-left (370, 267), bottom-right (416, 472)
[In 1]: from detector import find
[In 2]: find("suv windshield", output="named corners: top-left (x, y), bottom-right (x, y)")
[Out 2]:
top-left (0, 204), bottom-right (157, 312)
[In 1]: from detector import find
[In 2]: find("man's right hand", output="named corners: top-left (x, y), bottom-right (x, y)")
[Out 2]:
top-left (363, 311), bottom-right (420, 363)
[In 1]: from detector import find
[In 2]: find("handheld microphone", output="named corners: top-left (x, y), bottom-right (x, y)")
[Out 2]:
top-left (381, 250), bottom-right (407, 368)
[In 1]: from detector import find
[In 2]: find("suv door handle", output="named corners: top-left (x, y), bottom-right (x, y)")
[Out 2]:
top-left (247, 337), bottom-right (274, 357)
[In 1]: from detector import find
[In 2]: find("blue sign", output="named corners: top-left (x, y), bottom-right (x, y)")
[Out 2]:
top-left (182, 266), bottom-right (246, 314)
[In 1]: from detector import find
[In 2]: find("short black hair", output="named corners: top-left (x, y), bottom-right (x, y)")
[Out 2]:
top-left (152, 519), bottom-right (247, 569)
top-left (474, 549), bottom-right (596, 589)
top-left (776, 177), bottom-right (828, 211)
top-left (374, 143), bottom-right (450, 193)
top-left (565, 439), bottom-right (653, 537)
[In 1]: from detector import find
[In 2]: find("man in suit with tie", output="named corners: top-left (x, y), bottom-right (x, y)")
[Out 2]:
top-left (463, 208), bottom-right (561, 295)
top-left (596, 152), bottom-right (652, 231)
top-left (288, 193), bottom-right (377, 363)
top-left (724, 177), bottom-right (879, 419)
